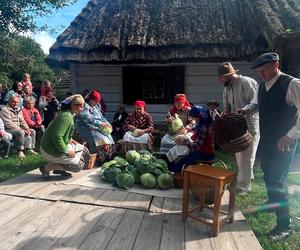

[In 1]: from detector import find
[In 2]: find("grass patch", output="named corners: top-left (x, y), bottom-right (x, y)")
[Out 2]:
top-left (288, 173), bottom-right (300, 186)
top-left (0, 154), bottom-right (46, 182)
top-left (216, 151), bottom-right (300, 250)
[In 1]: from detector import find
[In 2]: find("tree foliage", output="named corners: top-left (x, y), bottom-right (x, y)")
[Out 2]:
top-left (0, 34), bottom-right (60, 88)
top-left (0, 0), bottom-right (76, 34)
top-left (0, 0), bottom-right (75, 89)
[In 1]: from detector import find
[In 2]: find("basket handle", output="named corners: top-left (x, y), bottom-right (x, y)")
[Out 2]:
top-left (212, 159), bottom-right (227, 169)
top-left (196, 159), bottom-right (227, 169)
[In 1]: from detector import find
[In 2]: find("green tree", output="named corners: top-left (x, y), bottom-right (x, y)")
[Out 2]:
top-left (0, 34), bottom-right (59, 89)
top-left (0, 0), bottom-right (76, 34)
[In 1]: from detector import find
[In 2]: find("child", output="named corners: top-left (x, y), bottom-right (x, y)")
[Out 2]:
top-left (0, 117), bottom-right (12, 158)
top-left (112, 104), bottom-right (128, 141)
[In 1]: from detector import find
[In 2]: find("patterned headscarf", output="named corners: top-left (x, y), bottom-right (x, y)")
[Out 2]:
top-left (61, 94), bottom-right (85, 105)
top-left (170, 94), bottom-right (191, 115)
top-left (189, 105), bottom-right (212, 133)
top-left (134, 100), bottom-right (146, 110)
top-left (89, 90), bottom-right (101, 102)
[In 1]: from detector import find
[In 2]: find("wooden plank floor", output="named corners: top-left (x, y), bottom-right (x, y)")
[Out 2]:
top-left (0, 169), bottom-right (262, 250)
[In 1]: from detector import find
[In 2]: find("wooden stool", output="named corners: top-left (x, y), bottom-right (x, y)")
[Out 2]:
top-left (182, 164), bottom-right (237, 236)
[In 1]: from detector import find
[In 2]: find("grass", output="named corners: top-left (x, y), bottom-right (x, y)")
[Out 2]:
top-left (216, 151), bottom-right (300, 250)
top-left (0, 153), bottom-right (46, 182)
top-left (0, 151), bottom-right (299, 249)
top-left (288, 173), bottom-right (300, 186)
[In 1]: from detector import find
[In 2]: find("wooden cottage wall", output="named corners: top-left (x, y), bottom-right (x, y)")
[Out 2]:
top-left (72, 62), bottom-right (256, 123)
top-left (184, 62), bottom-right (258, 106)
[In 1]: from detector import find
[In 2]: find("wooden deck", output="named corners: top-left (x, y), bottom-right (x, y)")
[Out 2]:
top-left (0, 168), bottom-right (262, 250)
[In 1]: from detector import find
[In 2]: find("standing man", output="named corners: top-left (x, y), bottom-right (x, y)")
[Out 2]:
top-left (218, 62), bottom-right (260, 193)
top-left (250, 52), bottom-right (300, 241)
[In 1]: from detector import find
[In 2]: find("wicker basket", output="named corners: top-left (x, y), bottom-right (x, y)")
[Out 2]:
top-left (84, 153), bottom-right (97, 169)
top-left (172, 172), bottom-right (184, 188)
top-left (221, 130), bottom-right (253, 153)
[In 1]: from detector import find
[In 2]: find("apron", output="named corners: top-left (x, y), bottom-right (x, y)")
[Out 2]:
top-left (123, 131), bottom-right (150, 144)
top-left (41, 143), bottom-right (84, 165)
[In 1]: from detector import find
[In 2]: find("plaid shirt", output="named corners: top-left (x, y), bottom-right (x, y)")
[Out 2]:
top-left (124, 112), bottom-right (153, 133)
top-left (186, 126), bottom-right (214, 154)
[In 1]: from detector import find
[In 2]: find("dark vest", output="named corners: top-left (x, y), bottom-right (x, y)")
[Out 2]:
top-left (258, 73), bottom-right (297, 150)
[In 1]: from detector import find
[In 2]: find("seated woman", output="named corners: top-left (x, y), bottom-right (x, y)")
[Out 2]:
top-left (22, 96), bottom-right (45, 136)
top-left (75, 90), bottom-right (115, 163)
top-left (39, 95), bottom-right (91, 179)
top-left (160, 94), bottom-right (193, 154)
top-left (168, 105), bottom-right (214, 173)
top-left (123, 100), bottom-right (154, 152)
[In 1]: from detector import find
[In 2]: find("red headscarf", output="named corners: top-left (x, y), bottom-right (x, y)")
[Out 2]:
top-left (89, 90), bottom-right (101, 102)
top-left (170, 94), bottom-right (190, 115)
top-left (134, 100), bottom-right (146, 110)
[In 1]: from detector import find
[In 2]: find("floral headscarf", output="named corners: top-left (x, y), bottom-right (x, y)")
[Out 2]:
top-left (189, 105), bottom-right (212, 133)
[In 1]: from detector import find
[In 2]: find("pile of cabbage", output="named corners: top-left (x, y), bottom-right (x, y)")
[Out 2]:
top-left (100, 150), bottom-right (174, 190)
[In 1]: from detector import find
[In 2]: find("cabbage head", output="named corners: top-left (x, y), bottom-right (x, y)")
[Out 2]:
top-left (127, 165), bottom-right (141, 184)
top-left (126, 150), bottom-right (141, 164)
top-left (141, 155), bottom-right (152, 161)
top-left (154, 159), bottom-right (168, 169)
top-left (139, 150), bottom-right (151, 155)
top-left (99, 124), bottom-right (112, 135)
top-left (102, 167), bottom-right (122, 183)
top-left (140, 173), bottom-right (157, 188)
top-left (131, 129), bottom-right (141, 137)
top-left (169, 114), bottom-right (183, 133)
top-left (113, 156), bottom-right (129, 166)
top-left (116, 172), bottom-right (135, 189)
top-left (137, 160), bottom-right (155, 174)
top-left (101, 160), bottom-right (117, 169)
top-left (157, 174), bottom-right (174, 189)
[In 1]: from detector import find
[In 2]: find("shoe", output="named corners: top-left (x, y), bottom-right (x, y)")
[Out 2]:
top-left (268, 226), bottom-right (292, 241)
top-left (53, 170), bottom-right (72, 177)
top-left (28, 149), bottom-right (38, 155)
top-left (18, 151), bottom-right (26, 159)
top-left (39, 165), bottom-right (52, 180)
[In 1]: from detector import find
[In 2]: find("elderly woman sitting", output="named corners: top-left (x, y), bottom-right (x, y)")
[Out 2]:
top-left (75, 90), bottom-right (115, 163)
top-left (123, 100), bottom-right (154, 152)
top-left (40, 95), bottom-right (91, 179)
top-left (22, 96), bottom-right (45, 135)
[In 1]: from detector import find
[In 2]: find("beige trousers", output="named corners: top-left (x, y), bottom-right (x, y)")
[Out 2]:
top-left (235, 131), bottom-right (260, 191)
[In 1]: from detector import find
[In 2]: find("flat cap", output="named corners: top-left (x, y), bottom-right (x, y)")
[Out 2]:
top-left (251, 52), bottom-right (279, 69)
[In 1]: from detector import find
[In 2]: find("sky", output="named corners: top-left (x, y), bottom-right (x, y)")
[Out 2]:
top-left (33, 0), bottom-right (89, 54)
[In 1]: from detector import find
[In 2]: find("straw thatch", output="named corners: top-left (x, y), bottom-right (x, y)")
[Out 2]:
top-left (47, 0), bottom-right (300, 66)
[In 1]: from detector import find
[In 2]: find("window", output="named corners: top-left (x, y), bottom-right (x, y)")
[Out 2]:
top-left (123, 66), bottom-right (185, 104)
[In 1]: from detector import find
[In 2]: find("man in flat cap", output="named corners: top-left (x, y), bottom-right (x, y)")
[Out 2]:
top-left (242, 52), bottom-right (300, 241)
top-left (217, 62), bottom-right (260, 194)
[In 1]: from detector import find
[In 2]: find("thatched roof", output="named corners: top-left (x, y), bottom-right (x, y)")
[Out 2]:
top-left (47, 0), bottom-right (300, 66)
